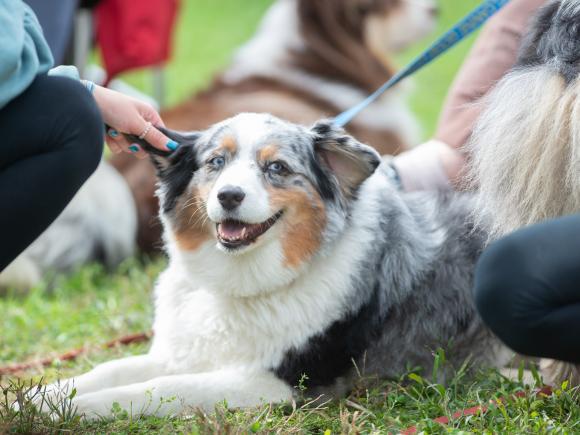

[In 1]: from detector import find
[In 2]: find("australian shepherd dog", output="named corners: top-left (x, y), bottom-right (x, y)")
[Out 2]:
top-left (40, 114), bottom-right (507, 419)
top-left (113, 0), bottom-right (439, 251)
top-left (468, 0), bottom-right (580, 384)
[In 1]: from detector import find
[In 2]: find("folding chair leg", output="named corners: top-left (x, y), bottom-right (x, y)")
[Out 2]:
top-left (74, 9), bottom-right (93, 78)
top-left (152, 67), bottom-right (166, 108)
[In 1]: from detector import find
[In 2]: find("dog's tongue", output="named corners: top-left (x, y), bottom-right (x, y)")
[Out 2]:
top-left (217, 214), bottom-right (282, 245)
top-left (218, 220), bottom-right (249, 240)
top-left (219, 221), bottom-right (245, 239)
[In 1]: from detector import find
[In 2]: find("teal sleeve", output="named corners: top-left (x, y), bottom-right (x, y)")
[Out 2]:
top-left (48, 65), bottom-right (81, 81)
top-left (0, 0), bottom-right (54, 109)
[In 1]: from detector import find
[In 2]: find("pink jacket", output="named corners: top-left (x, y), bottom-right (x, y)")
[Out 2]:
top-left (435, 0), bottom-right (547, 151)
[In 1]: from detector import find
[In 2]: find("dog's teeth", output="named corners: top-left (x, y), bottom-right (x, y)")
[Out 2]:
top-left (241, 227), bottom-right (247, 238)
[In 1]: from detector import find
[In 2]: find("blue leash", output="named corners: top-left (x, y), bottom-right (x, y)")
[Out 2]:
top-left (333, 0), bottom-right (511, 127)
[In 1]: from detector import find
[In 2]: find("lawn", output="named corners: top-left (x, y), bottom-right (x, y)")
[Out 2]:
top-left (2, 1), bottom-right (580, 433)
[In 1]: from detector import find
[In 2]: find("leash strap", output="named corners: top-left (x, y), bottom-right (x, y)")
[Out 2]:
top-left (333, 0), bottom-right (512, 128)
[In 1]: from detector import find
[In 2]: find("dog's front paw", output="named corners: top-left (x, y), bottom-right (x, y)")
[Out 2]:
top-left (8, 381), bottom-right (78, 422)
top-left (30, 381), bottom-right (78, 417)
top-left (71, 391), bottom-right (139, 421)
top-left (71, 394), bottom-right (113, 421)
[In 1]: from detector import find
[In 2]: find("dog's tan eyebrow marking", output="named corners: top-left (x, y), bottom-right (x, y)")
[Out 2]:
top-left (218, 135), bottom-right (238, 154)
top-left (257, 144), bottom-right (279, 162)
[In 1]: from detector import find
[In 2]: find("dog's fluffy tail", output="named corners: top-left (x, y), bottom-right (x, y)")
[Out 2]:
top-left (467, 66), bottom-right (580, 239)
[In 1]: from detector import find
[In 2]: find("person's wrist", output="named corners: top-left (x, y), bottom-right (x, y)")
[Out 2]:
top-left (392, 140), bottom-right (454, 192)
top-left (92, 84), bottom-right (106, 99)
top-left (438, 143), bottom-right (466, 188)
top-left (91, 85), bottom-right (115, 126)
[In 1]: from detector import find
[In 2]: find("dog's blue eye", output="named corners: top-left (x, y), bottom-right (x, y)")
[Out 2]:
top-left (208, 156), bottom-right (225, 168)
top-left (267, 161), bottom-right (286, 175)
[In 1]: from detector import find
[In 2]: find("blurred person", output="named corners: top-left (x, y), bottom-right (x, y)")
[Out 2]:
top-left (469, 0), bottom-right (580, 385)
top-left (0, 0), bottom-right (178, 272)
top-left (389, 0), bottom-right (580, 384)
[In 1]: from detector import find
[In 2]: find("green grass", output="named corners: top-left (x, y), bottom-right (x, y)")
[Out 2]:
top-left (3, 1), bottom-right (580, 433)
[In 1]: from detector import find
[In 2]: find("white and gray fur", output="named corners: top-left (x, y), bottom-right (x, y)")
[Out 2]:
top-left (39, 114), bottom-right (505, 419)
top-left (0, 161), bottom-right (137, 291)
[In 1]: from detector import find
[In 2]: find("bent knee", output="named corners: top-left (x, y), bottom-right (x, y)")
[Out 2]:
top-left (474, 234), bottom-right (551, 355)
top-left (475, 237), bottom-right (517, 313)
top-left (45, 76), bottom-right (104, 180)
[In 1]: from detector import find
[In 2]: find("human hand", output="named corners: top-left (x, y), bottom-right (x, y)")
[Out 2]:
top-left (391, 140), bottom-right (462, 191)
top-left (92, 85), bottom-right (179, 159)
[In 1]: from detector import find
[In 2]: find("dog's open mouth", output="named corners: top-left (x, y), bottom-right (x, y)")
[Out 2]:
top-left (216, 211), bottom-right (283, 249)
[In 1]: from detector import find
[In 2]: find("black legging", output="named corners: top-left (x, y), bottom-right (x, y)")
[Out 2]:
top-left (474, 214), bottom-right (580, 364)
top-left (0, 74), bottom-right (104, 271)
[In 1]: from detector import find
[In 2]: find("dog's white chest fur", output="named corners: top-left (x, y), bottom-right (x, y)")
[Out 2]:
top-left (152, 284), bottom-right (275, 372)
top-left (150, 279), bottom-right (297, 373)
top-left (150, 253), bottom-right (360, 374)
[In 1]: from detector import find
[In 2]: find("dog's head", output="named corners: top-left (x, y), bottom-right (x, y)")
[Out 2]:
top-left (360, 0), bottom-right (439, 53)
top-left (295, 0), bottom-right (438, 91)
top-left (140, 114), bottom-right (380, 296)
top-left (518, 0), bottom-right (580, 83)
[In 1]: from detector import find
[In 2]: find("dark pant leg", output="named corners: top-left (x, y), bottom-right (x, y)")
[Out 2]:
top-left (0, 74), bottom-right (104, 271)
top-left (474, 214), bottom-right (580, 363)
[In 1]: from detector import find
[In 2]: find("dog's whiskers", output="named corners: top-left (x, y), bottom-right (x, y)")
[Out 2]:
top-left (180, 197), bottom-right (200, 212)
top-left (188, 205), bottom-right (206, 226)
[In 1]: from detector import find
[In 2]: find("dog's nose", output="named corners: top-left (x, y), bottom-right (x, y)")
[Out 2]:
top-left (428, 6), bottom-right (439, 17)
top-left (217, 186), bottom-right (246, 210)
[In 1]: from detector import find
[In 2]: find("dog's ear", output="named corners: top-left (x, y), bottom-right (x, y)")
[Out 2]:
top-left (311, 120), bottom-right (381, 195)
top-left (126, 128), bottom-right (202, 213)
top-left (124, 128), bottom-right (201, 175)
